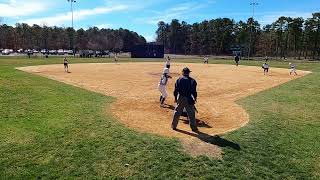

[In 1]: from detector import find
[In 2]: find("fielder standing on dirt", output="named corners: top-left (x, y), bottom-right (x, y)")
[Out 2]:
top-left (158, 67), bottom-right (172, 107)
top-left (63, 56), bottom-right (69, 73)
top-left (262, 62), bottom-right (269, 75)
top-left (165, 56), bottom-right (171, 68)
top-left (235, 55), bottom-right (240, 66)
top-left (203, 56), bottom-right (209, 64)
top-left (171, 67), bottom-right (198, 132)
top-left (114, 53), bottom-right (118, 63)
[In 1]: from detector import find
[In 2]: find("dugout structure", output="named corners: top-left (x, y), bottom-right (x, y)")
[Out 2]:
top-left (230, 45), bottom-right (244, 56)
top-left (131, 44), bottom-right (164, 58)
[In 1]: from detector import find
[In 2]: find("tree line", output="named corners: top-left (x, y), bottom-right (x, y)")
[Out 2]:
top-left (0, 23), bottom-right (146, 52)
top-left (156, 12), bottom-right (320, 60)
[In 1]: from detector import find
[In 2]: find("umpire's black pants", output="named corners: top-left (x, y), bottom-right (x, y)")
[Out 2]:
top-left (171, 96), bottom-right (197, 131)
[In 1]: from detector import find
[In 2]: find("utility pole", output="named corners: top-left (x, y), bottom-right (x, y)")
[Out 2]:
top-left (248, 0), bottom-right (258, 60)
top-left (67, 0), bottom-right (76, 56)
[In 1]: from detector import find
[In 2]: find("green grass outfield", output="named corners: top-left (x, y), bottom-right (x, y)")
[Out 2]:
top-left (0, 56), bottom-right (319, 179)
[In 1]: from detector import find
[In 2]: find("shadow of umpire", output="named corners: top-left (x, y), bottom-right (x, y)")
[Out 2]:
top-left (164, 104), bottom-right (212, 128)
top-left (175, 129), bottom-right (241, 150)
top-left (163, 104), bottom-right (240, 150)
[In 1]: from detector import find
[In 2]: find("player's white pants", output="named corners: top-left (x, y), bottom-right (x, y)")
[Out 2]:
top-left (158, 84), bottom-right (168, 98)
top-left (290, 68), bottom-right (296, 73)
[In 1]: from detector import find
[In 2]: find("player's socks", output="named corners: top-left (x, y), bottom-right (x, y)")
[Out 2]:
top-left (160, 96), bottom-right (163, 102)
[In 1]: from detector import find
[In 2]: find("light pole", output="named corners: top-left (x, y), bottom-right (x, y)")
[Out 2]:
top-left (248, 0), bottom-right (258, 60)
top-left (67, 0), bottom-right (76, 56)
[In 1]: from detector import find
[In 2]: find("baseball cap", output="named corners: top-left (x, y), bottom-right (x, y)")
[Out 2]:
top-left (182, 67), bottom-right (191, 74)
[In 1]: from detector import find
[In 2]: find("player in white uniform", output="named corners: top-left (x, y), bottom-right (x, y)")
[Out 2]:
top-left (158, 67), bottom-right (172, 107)
top-left (114, 53), bottom-right (118, 63)
top-left (165, 56), bottom-right (171, 69)
top-left (289, 63), bottom-right (298, 76)
top-left (262, 62), bottom-right (269, 75)
top-left (203, 56), bottom-right (209, 64)
top-left (63, 57), bottom-right (69, 73)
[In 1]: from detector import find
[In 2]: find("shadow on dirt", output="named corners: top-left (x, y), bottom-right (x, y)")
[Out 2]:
top-left (163, 104), bottom-right (212, 128)
top-left (162, 103), bottom-right (240, 150)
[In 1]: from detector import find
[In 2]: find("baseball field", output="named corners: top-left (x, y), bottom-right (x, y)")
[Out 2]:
top-left (1, 57), bottom-right (320, 179)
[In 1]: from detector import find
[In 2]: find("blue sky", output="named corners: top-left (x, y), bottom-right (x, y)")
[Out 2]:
top-left (0, 0), bottom-right (319, 41)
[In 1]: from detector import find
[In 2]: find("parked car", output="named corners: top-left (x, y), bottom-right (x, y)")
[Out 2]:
top-left (88, 50), bottom-right (94, 57)
top-left (1, 49), bottom-right (11, 55)
top-left (57, 49), bottom-right (65, 55)
top-left (63, 50), bottom-right (68, 54)
top-left (17, 49), bottom-right (24, 53)
top-left (33, 49), bottom-right (39, 53)
top-left (95, 51), bottom-right (101, 57)
top-left (102, 50), bottom-right (111, 57)
top-left (79, 50), bottom-right (94, 58)
top-left (41, 49), bottom-right (48, 54)
top-left (26, 49), bottom-right (34, 58)
top-left (49, 50), bottom-right (57, 55)
top-left (24, 49), bottom-right (33, 54)
top-left (67, 50), bottom-right (74, 55)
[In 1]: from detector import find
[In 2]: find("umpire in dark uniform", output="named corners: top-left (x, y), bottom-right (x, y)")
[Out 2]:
top-left (235, 54), bottom-right (240, 66)
top-left (171, 67), bottom-right (198, 132)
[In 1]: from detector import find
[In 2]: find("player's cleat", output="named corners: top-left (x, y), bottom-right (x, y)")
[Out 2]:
top-left (160, 104), bottom-right (165, 108)
top-left (171, 125), bottom-right (177, 131)
top-left (160, 97), bottom-right (166, 105)
top-left (192, 128), bottom-right (199, 132)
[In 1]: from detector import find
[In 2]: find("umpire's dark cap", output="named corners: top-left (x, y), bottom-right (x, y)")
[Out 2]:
top-left (182, 67), bottom-right (192, 74)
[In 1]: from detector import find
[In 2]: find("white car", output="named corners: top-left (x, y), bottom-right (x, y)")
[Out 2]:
top-left (49, 50), bottom-right (57, 55)
top-left (58, 49), bottom-right (65, 55)
top-left (2, 49), bottom-right (10, 55)
top-left (41, 49), bottom-right (48, 54)
top-left (67, 50), bottom-right (74, 55)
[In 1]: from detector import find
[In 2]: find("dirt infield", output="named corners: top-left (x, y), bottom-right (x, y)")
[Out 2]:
top-left (18, 63), bottom-right (309, 157)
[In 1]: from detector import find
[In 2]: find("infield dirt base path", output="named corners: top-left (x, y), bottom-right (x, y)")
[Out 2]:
top-left (18, 63), bottom-right (309, 157)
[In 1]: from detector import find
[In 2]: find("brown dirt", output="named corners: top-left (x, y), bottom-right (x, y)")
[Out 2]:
top-left (17, 63), bottom-right (310, 157)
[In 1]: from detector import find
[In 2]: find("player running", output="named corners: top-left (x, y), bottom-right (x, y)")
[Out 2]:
top-left (262, 62), bottom-right (269, 75)
top-left (63, 56), bottom-right (69, 73)
top-left (289, 63), bottom-right (298, 76)
top-left (158, 67), bottom-right (172, 107)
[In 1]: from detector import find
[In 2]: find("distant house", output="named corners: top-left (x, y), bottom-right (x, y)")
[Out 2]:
top-left (131, 43), bottom-right (164, 58)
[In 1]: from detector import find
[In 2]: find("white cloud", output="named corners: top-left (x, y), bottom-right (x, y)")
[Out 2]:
top-left (0, 0), bottom-right (49, 17)
top-left (143, 34), bottom-right (156, 42)
top-left (138, 0), bottom-right (216, 25)
top-left (258, 12), bottom-right (313, 25)
top-left (20, 5), bottom-right (128, 26)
